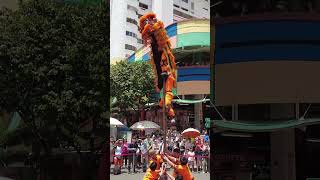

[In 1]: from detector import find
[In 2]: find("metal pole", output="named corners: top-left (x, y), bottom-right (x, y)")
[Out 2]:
top-left (161, 72), bottom-right (168, 153)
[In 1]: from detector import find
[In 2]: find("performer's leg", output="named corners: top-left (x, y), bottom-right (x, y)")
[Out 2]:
top-left (165, 92), bottom-right (175, 118)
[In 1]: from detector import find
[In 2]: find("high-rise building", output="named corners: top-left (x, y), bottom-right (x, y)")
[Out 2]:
top-left (110, 0), bottom-right (210, 63)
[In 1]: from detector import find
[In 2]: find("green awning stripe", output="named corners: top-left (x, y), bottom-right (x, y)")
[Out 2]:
top-left (177, 32), bottom-right (210, 48)
top-left (213, 119), bottom-right (320, 132)
top-left (145, 98), bottom-right (210, 106)
top-left (173, 98), bottom-right (210, 104)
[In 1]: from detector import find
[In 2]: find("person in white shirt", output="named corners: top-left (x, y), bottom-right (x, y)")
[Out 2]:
top-left (114, 140), bottom-right (123, 169)
top-left (115, 141), bottom-right (122, 157)
top-left (186, 147), bottom-right (196, 172)
top-left (185, 139), bottom-right (192, 151)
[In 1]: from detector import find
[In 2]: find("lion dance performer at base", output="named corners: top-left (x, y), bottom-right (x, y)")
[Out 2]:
top-left (139, 13), bottom-right (177, 121)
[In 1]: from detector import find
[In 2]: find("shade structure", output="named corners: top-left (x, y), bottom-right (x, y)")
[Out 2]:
top-left (130, 121), bottom-right (160, 130)
top-left (110, 117), bottom-right (125, 127)
top-left (173, 98), bottom-right (210, 104)
top-left (182, 128), bottom-right (200, 138)
top-left (213, 118), bottom-right (320, 132)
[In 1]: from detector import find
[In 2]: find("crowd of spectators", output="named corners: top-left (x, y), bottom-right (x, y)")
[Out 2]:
top-left (110, 129), bottom-right (210, 174)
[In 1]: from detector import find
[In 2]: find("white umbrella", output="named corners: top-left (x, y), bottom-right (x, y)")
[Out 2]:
top-left (130, 121), bottom-right (160, 130)
top-left (182, 128), bottom-right (200, 138)
top-left (110, 117), bottom-right (125, 127)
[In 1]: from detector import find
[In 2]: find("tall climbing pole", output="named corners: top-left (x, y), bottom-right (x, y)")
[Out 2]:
top-left (162, 72), bottom-right (168, 153)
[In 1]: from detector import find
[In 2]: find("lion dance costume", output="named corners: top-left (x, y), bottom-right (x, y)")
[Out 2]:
top-left (139, 13), bottom-right (177, 120)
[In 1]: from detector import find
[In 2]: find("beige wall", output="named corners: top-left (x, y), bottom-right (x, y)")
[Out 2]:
top-left (177, 81), bottom-right (210, 95)
top-left (216, 61), bottom-right (320, 106)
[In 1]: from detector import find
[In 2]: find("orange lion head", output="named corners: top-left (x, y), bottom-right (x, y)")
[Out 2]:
top-left (139, 13), bottom-right (165, 46)
top-left (139, 13), bottom-right (156, 34)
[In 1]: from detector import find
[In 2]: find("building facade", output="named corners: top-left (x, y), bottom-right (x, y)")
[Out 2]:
top-left (211, 10), bottom-right (320, 180)
top-left (110, 0), bottom-right (210, 63)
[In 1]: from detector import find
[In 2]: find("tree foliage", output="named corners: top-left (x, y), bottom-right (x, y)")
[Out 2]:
top-left (0, 0), bottom-right (109, 154)
top-left (110, 61), bottom-right (154, 117)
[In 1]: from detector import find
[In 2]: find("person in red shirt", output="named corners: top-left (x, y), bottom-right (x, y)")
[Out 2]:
top-left (122, 139), bottom-right (129, 168)
top-left (195, 143), bottom-right (203, 173)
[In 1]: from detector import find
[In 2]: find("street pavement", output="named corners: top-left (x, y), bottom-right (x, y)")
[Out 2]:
top-left (110, 165), bottom-right (210, 180)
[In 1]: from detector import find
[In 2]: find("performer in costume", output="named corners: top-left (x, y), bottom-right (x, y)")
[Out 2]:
top-left (139, 13), bottom-right (177, 120)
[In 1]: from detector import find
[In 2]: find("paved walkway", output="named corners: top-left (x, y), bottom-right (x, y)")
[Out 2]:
top-left (109, 165), bottom-right (210, 180)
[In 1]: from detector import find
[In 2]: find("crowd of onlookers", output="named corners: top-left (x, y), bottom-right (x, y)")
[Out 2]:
top-left (110, 129), bottom-right (210, 174)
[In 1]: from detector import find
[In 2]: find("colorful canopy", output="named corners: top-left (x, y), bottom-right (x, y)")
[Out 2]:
top-left (128, 19), bottom-right (210, 62)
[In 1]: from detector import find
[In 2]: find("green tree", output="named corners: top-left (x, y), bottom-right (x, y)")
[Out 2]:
top-left (0, 0), bottom-right (109, 155)
top-left (110, 61), bottom-right (154, 122)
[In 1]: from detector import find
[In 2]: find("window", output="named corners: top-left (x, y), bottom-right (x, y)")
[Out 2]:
top-left (127, 5), bottom-right (138, 12)
top-left (137, 39), bottom-right (144, 44)
top-left (125, 44), bottom-right (137, 51)
top-left (181, 7), bottom-right (189, 11)
top-left (182, 0), bottom-right (188, 3)
top-left (191, 2), bottom-right (194, 10)
top-left (173, 9), bottom-right (193, 19)
top-left (174, 4), bottom-right (180, 8)
top-left (139, 3), bottom-right (148, 9)
top-left (127, 18), bottom-right (138, 25)
top-left (126, 31), bottom-right (137, 38)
